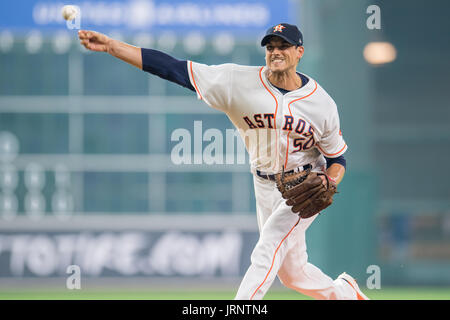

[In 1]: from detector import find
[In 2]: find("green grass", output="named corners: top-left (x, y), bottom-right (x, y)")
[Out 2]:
top-left (1, 287), bottom-right (450, 300)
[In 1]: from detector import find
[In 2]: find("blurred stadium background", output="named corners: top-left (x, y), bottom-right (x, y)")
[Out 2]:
top-left (0, 0), bottom-right (449, 300)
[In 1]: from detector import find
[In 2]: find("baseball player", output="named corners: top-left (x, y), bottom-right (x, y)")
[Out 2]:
top-left (78, 23), bottom-right (369, 300)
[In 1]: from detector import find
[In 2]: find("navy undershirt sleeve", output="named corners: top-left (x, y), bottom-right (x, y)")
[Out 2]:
top-left (141, 48), bottom-right (195, 91)
top-left (325, 155), bottom-right (347, 169)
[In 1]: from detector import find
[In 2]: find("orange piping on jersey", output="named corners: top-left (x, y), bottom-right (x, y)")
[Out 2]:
top-left (341, 278), bottom-right (366, 300)
top-left (189, 61), bottom-right (203, 100)
top-left (250, 217), bottom-right (300, 300)
top-left (259, 67), bottom-right (278, 128)
top-left (284, 80), bottom-right (318, 168)
top-left (317, 143), bottom-right (347, 157)
top-left (259, 67), bottom-right (279, 171)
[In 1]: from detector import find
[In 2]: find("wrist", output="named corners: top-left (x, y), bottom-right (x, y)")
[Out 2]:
top-left (106, 38), bottom-right (116, 55)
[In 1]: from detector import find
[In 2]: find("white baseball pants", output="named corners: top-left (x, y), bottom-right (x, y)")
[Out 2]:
top-left (234, 175), bottom-right (357, 300)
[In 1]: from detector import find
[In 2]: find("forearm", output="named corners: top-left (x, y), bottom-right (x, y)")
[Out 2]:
top-left (326, 163), bottom-right (345, 185)
top-left (107, 39), bottom-right (142, 69)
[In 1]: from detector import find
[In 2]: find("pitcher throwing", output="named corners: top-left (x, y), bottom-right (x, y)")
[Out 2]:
top-left (78, 23), bottom-right (369, 300)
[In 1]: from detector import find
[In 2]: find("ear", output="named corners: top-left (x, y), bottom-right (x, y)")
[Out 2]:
top-left (297, 46), bottom-right (304, 60)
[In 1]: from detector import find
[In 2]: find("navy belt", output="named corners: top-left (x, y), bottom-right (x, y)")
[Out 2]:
top-left (256, 164), bottom-right (312, 181)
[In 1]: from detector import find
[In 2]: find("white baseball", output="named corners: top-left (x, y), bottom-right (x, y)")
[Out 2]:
top-left (62, 5), bottom-right (78, 21)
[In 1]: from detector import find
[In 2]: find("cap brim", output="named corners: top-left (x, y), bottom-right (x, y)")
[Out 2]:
top-left (260, 34), bottom-right (298, 47)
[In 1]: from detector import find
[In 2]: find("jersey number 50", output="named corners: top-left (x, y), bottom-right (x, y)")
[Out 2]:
top-left (293, 136), bottom-right (315, 152)
top-left (292, 126), bottom-right (315, 152)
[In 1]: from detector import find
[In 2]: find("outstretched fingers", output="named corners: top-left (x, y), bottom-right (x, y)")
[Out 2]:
top-left (78, 30), bottom-right (91, 49)
top-left (77, 30), bottom-right (108, 52)
top-left (78, 30), bottom-right (90, 40)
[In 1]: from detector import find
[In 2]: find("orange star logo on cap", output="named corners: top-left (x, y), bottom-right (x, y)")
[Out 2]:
top-left (273, 24), bottom-right (286, 32)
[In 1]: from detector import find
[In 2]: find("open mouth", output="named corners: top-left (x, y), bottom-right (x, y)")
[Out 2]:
top-left (271, 58), bottom-right (284, 64)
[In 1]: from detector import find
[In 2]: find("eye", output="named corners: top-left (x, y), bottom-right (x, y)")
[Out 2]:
top-left (266, 46), bottom-right (274, 51)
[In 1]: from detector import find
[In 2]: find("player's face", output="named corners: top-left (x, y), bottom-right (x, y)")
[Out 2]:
top-left (265, 38), bottom-right (303, 73)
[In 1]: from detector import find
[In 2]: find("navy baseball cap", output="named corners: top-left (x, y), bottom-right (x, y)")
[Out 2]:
top-left (261, 23), bottom-right (303, 47)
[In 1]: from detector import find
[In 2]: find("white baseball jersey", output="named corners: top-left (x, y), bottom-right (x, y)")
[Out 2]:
top-left (186, 60), bottom-right (361, 300)
top-left (187, 61), bottom-right (347, 174)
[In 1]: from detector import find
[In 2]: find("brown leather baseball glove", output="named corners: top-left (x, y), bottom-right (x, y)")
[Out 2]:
top-left (275, 168), bottom-right (337, 218)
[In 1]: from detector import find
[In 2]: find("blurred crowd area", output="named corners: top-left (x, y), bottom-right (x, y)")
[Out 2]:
top-left (0, 0), bottom-right (449, 285)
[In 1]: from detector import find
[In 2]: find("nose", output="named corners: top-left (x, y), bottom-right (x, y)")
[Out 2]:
top-left (272, 47), bottom-right (282, 54)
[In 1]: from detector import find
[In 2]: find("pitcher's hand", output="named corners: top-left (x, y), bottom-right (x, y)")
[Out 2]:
top-left (78, 30), bottom-right (111, 53)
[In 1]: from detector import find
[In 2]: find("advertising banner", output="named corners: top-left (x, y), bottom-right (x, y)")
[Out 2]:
top-left (0, 229), bottom-right (259, 278)
top-left (0, 0), bottom-right (294, 36)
